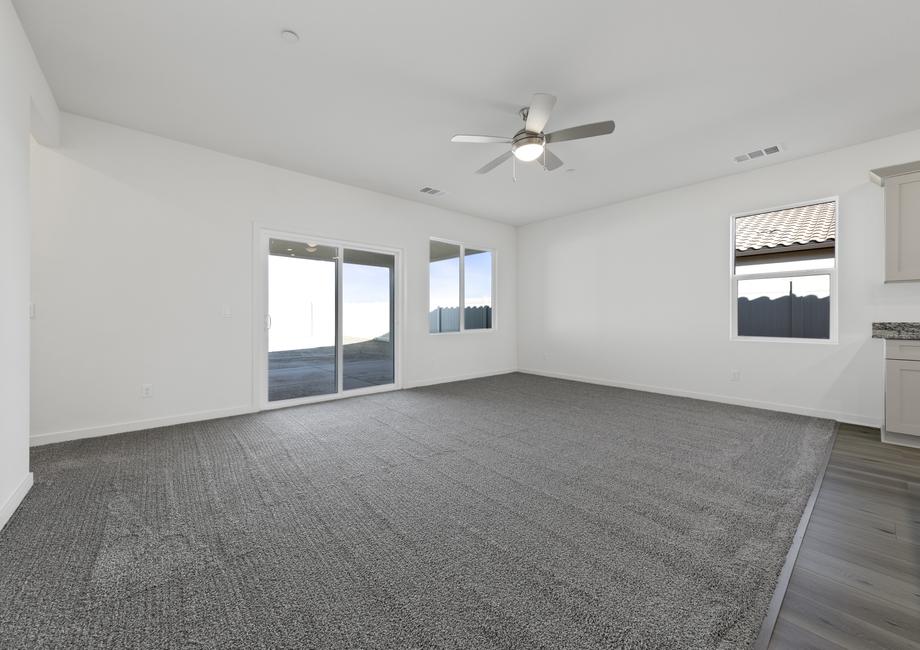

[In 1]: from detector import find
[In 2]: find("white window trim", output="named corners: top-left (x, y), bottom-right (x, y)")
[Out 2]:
top-left (728, 196), bottom-right (839, 345)
top-left (429, 237), bottom-right (496, 335)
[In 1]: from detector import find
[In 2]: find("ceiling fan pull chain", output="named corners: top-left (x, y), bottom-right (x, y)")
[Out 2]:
top-left (512, 154), bottom-right (516, 182)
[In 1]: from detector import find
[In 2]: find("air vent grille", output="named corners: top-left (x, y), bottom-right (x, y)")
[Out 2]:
top-left (734, 145), bottom-right (783, 163)
top-left (419, 186), bottom-right (445, 196)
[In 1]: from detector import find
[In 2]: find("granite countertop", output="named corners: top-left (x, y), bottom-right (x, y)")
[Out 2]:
top-left (872, 322), bottom-right (920, 340)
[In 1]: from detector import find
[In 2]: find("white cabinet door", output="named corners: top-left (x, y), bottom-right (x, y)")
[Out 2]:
top-left (885, 171), bottom-right (920, 281)
top-left (885, 359), bottom-right (920, 437)
top-left (886, 339), bottom-right (920, 361)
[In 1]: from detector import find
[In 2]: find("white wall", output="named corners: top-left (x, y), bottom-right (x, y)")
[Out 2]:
top-left (26, 98), bottom-right (920, 444)
top-left (0, 0), bottom-right (58, 529)
top-left (518, 130), bottom-right (920, 426)
top-left (29, 113), bottom-right (516, 444)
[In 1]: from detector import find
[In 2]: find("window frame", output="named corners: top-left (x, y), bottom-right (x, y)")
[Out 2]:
top-left (428, 237), bottom-right (496, 335)
top-left (252, 225), bottom-right (404, 412)
top-left (729, 197), bottom-right (839, 345)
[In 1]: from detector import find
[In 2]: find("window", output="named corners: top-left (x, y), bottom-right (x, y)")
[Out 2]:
top-left (464, 248), bottom-right (493, 330)
top-left (429, 239), bottom-right (493, 333)
top-left (731, 199), bottom-right (836, 340)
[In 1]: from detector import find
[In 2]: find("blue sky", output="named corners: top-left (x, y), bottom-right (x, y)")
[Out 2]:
top-left (465, 251), bottom-right (493, 307)
top-left (429, 251), bottom-right (492, 309)
top-left (343, 263), bottom-right (390, 302)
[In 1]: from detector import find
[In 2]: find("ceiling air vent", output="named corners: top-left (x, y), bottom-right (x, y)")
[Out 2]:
top-left (734, 144), bottom-right (783, 163)
top-left (419, 186), bottom-right (446, 196)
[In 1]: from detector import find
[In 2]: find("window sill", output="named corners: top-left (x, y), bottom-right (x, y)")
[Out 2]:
top-left (730, 335), bottom-right (837, 345)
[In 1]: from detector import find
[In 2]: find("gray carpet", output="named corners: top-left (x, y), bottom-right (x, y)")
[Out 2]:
top-left (0, 373), bottom-right (835, 649)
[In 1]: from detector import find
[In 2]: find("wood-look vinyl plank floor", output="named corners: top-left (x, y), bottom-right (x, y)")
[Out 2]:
top-left (769, 425), bottom-right (920, 649)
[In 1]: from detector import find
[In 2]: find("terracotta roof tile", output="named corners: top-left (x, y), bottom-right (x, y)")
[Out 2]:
top-left (735, 201), bottom-right (836, 252)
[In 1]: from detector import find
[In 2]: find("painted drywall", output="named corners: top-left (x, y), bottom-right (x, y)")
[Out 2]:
top-left (518, 130), bottom-right (920, 426)
top-left (0, 0), bottom-right (58, 529)
top-left (29, 113), bottom-right (516, 444)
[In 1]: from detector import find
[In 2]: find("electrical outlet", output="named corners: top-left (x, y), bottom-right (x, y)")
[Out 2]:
top-left (730, 370), bottom-right (741, 382)
top-left (141, 383), bottom-right (154, 398)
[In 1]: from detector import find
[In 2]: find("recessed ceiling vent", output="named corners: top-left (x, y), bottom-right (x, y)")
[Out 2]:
top-left (734, 145), bottom-right (783, 163)
top-left (419, 186), bottom-right (446, 196)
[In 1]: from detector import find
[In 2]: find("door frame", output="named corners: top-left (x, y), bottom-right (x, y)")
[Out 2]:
top-left (252, 225), bottom-right (404, 411)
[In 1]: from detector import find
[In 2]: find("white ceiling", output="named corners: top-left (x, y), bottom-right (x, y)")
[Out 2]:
top-left (14, 0), bottom-right (920, 225)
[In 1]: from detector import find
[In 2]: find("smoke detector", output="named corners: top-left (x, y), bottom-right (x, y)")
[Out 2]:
top-left (280, 29), bottom-right (300, 43)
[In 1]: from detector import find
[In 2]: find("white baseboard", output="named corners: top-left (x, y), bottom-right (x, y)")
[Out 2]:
top-left (0, 472), bottom-right (34, 532)
top-left (29, 370), bottom-right (516, 446)
top-left (518, 368), bottom-right (881, 428)
top-left (881, 428), bottom-right (920, 449)
top-left (31, 367), bottom-right (868, 447)
top-left (30, 405), bottom-right (254, 447)
top-left (30, 369), bottom-right (515, 447)
top-left (403, 368), bottom-right (515, 389)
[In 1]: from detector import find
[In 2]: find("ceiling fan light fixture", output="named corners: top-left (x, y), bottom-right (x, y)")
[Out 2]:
top-left (512, 136), bottom-right (545, 162)
top-left (452, 93), bottom-right (615, 175)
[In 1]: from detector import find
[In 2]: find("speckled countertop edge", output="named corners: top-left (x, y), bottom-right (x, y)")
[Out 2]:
top-left (872, 322), bottom-right (920, 340)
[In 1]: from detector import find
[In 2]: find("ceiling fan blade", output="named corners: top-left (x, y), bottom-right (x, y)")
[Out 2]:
top-left (525, 93), bottom-right (557, 133)
top-left (542, 149), bottom-right (564, 171)
top-left (451, 134), bottom-right (512, 144)
top-left (475, 151), bottom-right (512, 174)
top-left (545, 120), bottom-right (616, 144)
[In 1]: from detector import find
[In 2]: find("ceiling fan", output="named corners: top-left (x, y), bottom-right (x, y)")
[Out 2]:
top-left (451, 93), bottom-right (615, 176)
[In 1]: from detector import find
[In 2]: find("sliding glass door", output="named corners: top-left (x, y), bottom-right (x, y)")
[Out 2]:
top-left (265, 234), bottom-right (397, 405)
top-left (342, 249), bottom-right (395, 390)
top-left (267, 239), bottom-right (338, 401)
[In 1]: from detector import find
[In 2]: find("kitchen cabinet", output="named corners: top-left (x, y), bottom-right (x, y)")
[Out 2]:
top-left (883, 337), bottom-right (920, 447)
top-left (871, 162), bottom-right (920, 282)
